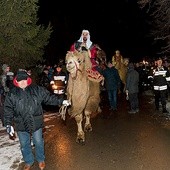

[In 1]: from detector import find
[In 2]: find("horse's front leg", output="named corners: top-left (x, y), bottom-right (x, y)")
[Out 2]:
top-left (75, 114), bottom-right (85, 144)
top-left (84, 110), bottom-right (92, 132)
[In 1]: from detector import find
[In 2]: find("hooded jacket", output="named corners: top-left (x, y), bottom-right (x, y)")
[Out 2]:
top-left (125, 64), bottom-right (139, 94)
top-left (3, 76), bottom-right (64, 133)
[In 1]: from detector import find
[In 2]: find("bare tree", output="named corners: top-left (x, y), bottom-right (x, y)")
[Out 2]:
top-left (137, 0), bottom-right (170, 56)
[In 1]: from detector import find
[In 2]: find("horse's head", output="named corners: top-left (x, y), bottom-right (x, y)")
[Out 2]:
top-left (123, 58), bottom-right (129, 66)
top-left (65, 50), bottom-right (86, 79)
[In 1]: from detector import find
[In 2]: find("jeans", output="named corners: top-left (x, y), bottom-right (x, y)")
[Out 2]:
top-left (17, 128), bottom-right (45, 165)
top-left (129, 93), bottom-right (139, 111)
top-left (107, 90), bottom-right (117, 109)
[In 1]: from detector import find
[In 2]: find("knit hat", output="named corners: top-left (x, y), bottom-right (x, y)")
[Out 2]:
top-left (16, 71), bottom-right (29, 81)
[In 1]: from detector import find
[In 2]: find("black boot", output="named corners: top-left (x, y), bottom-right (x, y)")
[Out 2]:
top-left (155, 104), bottom-right (159, 111)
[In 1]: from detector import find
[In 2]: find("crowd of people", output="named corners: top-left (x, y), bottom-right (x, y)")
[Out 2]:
top-left (0, 29), bottom-right (170, 170)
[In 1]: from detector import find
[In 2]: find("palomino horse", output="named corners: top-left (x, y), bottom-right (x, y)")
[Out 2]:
top-left (112, 52), bottom-right (129, 92)
top-left (64, 50), bottom-right (103, 144)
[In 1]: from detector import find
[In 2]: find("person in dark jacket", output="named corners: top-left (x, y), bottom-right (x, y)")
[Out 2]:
top-left (125, 62), bottom-right (139, 114)
top-left (99, 62), bottom-right (121, 111)
top-left (3, 70), bottom-right (70, 170)
top-left (39, 68), bottom-right (51, 91)
top-left (148, 57), bottom-right (170, 113)
top-left (50, 64), bottom-right (68, 97)
top-left (0, 64), bottom-right (14, 95)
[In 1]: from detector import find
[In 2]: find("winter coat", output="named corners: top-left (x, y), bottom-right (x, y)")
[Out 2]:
top-left (126, 67), bottom-right (139, 94)
top-left (100, 66), bottom-right (121, 91)
top-left (148, 66), bottom-right (170, 91)
top-left (39, 72), bottom-right (51, 90)
top-left (50, 71), bottom-right (68, 95)
top-left (0, 72), bottom-right (14, 94)
top-left (3, 77), bottom-right (64, 133)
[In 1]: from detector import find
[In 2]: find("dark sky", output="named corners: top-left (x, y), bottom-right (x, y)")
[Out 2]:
top-left (38, 0), bottom-right (154, 63)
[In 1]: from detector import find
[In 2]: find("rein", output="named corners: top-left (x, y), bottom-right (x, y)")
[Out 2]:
top-left (72, 58), bottom-right (85, 78)
top-left (59, 105), bottom-right (68, 120)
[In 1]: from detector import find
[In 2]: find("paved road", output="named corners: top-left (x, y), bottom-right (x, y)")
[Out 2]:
top-left (14, 91), bottom-right (170, 170)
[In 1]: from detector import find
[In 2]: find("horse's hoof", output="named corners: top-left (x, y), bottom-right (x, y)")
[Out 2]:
top-left (85, 128), bottom-right (92, 132)
top-left (76, 138), bottom-right (85, 145)
top-left (84, 124), bottom-right (92, 132)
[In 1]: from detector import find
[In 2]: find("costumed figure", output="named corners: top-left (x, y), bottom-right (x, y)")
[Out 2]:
top-left (70, 29), bottom-right (107, 71)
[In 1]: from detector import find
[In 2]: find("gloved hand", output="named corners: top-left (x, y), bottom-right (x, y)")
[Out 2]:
top-left (6, 125), bottom-right (15, 136)
top-left (62, 100), bottom-right (71, 106)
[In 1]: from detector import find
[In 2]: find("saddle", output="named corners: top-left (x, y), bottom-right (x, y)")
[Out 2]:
top-left (86, 68), bottom-right (103, 83)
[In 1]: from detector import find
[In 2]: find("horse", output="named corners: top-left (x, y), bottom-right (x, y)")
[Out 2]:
top-left (64, 50), bottom-right (103, 144)
top-left (112, 54), bottom-right (129, 92)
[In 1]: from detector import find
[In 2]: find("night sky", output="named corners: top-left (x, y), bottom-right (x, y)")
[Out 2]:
top-left (38, 0), bottom-right (154, 64)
